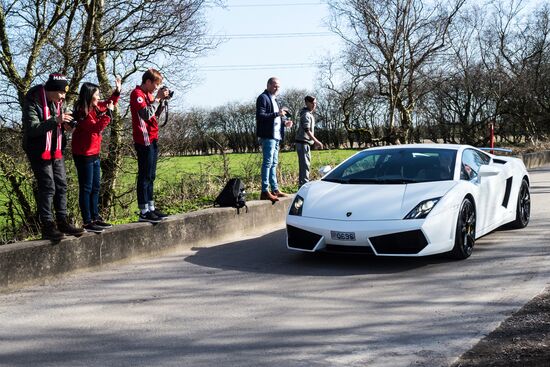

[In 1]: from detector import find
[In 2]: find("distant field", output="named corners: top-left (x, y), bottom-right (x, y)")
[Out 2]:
top-left (155, 149), bottom-right (357, 182)
top-left (1, 148), bottom-right (360, 240)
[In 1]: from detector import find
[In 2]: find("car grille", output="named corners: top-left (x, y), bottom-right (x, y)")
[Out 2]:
top-left (325, 245), bottom-right (375, 254)
top-left (287, 225), bottom-right (322, 250)
top-left (369, 230), bottom-right (428, 254)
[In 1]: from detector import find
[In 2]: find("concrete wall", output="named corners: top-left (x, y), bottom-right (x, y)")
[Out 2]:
top-left (1, 150), bottom-right (548, 292)
top-left (0, 198), bottom-right (291, 291)
top-left (520, 150), bottom-right (550, 169)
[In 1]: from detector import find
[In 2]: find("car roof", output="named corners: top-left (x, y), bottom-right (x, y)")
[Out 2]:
top-left (363, 143), bottom-right (492, 156)
top-left (363, 143), bottom-right (468, 152)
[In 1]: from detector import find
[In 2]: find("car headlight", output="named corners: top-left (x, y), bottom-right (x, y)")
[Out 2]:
top-left (289, 195), bottom-right (304, 216)
top-left (404, 197), bottom-right (440, 219)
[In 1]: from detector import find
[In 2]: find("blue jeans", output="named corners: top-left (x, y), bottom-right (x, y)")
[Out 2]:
top-left (260, 138), bottom-right (279, 192)
top-left (135, 140), bottom-right (158, 209)
top-left (73, 155), bottom-right (101, 224)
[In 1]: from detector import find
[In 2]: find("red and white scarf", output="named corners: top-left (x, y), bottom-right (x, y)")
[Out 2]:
top-left (39, 86), bottom-right (63, 160)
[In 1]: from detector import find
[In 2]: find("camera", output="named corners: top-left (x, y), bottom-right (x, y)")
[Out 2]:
top-left (160, 86), bottom-right (174, 99)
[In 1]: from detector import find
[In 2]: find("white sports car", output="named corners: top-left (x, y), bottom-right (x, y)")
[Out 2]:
top-left (286, 144), bottom-right (531, 259)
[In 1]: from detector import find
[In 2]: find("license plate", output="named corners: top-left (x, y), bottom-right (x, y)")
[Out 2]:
top-left (331, 231), bottom-right (356, 241)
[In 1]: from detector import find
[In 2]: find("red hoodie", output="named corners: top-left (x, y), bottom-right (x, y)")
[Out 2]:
top-left (71, 92), bottom-right (120, 156)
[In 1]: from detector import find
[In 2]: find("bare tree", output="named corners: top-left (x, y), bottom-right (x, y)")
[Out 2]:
top-left (0, 0), bottom-right (218, 238)
top-left (328, 0), bottom-right (466, 142)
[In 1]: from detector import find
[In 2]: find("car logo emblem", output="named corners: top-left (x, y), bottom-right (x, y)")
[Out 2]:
top-left (346, 212), bottom-right (352, 217)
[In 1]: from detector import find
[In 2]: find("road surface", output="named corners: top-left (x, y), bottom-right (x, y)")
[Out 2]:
top-left (0, 167), bottom-right (549, 367)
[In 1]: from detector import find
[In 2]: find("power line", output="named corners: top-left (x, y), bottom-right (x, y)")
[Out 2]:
top-left (199, 63), bottom-right (323, 71)
top-left (224, 2), bottom-right (326, 8)
top-left (208, 32), bottom-right (334, 39)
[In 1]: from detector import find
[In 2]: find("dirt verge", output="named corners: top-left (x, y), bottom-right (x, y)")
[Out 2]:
top-left (453, 286), bottom-right (550, 367)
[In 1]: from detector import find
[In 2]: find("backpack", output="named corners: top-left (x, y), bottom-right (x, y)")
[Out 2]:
top-left (214, 178), bottom-right (248, 213)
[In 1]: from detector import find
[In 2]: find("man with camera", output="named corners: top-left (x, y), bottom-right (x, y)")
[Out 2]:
top-left (22, 73), bottom-right (85, 241)
top-left (130, 68), bottom-right (171, 223)
top-left (296, 95), bottom-right (323, 187)
top-left (256, 77), bottom-right (293, 202)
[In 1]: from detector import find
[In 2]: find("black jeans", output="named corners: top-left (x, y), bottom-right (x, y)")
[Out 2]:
top-left (27, 154), bottom-right (68, 223)
top-left (135, 140), bottom-right (158, 210)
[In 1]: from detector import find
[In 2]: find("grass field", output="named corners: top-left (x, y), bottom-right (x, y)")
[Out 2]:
top-left (0, 148), bottom-right (360, 242)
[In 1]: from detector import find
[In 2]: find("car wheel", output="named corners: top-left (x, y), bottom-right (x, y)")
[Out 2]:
top-left (509, 179), bottom-right (530, 229)
top-left (450, 197), bottom-right (476, 260)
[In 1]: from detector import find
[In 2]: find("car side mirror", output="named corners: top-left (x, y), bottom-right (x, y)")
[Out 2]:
top-left (319, 165), bottom-right (332, 176)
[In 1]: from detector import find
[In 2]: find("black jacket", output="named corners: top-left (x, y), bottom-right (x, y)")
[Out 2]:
top-left (256, 90), bottom-right (284, 140)
top-left (21, 85), bottom-right (67, 157)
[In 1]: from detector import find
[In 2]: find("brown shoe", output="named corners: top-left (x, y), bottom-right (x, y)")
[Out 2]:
top-left (272, 190), bottom-right (289, 198)
top-left (260, 191), bottom-right (279, 202)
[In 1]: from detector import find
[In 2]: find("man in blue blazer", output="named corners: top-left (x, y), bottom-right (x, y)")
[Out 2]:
top-left (256, 77), bottom-right (293, 202)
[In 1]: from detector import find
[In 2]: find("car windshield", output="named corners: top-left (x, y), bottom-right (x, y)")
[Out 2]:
top-left (323, 148), bottom-right (457, 184)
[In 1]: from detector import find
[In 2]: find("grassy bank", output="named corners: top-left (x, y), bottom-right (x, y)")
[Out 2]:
top-left (0, 148), bottom-right (359, 242)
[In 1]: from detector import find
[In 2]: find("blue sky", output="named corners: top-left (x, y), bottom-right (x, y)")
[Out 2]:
top-left (181, 1), bottom-right (343, 109)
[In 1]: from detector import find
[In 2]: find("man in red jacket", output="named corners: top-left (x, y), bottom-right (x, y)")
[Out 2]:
top-left (130, 69), bottom-right (170, 223)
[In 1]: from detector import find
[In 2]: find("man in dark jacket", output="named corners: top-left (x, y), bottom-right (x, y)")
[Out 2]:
top-left (22, 73), bottom-right (84, 241)
top-left (256, 77), bottom-right (293, 202)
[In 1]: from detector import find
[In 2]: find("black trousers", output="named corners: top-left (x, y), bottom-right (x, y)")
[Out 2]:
top-left (27, 154), bottom-right (68, 223)
top-left (134, 140), bottom-right (158, 210)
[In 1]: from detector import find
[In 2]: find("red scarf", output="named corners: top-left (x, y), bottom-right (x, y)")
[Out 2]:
top-left (39, 86), bottom-right (63, 160)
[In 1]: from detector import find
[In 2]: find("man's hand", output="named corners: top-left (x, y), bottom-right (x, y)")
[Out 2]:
top-left (56, 111), bottom-right (73, 126)
top-left (156, 87), bottom-right (170, 101)
top-left (314, 141), bottom-right (324, 149)
top-left (114, 76), bottom-right (122, 93)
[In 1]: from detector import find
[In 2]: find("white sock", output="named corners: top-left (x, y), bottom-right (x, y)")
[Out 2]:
top-left (141, 208), bottom-right (149, 215)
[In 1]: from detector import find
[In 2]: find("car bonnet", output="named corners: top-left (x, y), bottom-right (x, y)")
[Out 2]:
top-left (301, 180), bottom-right (457, 220)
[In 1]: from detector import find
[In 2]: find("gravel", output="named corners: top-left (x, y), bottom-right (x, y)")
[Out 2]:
top-left (453, 286), bottom-right (550, 367)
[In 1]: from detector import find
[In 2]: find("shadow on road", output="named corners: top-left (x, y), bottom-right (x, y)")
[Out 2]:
top-left (185, 228), bottom-right (455, 276)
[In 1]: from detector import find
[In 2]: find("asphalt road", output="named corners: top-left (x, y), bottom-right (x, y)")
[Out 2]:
top-left (0, 168), bottom-right (549, 367)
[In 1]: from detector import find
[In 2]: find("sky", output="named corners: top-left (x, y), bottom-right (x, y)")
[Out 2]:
top-left (180, 1), bottom-right (344, 109)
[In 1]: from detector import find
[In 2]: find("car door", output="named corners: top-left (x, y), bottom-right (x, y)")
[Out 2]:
top-left (460, 149), bottom-right (499, 233)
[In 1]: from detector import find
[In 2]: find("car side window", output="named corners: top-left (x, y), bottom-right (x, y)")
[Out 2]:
top-left (461, 149), bottom-right (479, 181)
top-left (461, 149), bottom-right (491, 180)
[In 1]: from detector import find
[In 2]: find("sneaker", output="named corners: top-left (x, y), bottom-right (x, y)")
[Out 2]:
top-left (139, 211), bottom-right (161, 223)
top-left (57, 218), bottom-right (85, 237)
top-left (41, 221), bottom-right (65, 241)
top-left (152, 209), bottom-right (168, 220)
top-left (83, 222), bottom-right (104, 233)
top-left (93, 216), bottom-right (113, 229)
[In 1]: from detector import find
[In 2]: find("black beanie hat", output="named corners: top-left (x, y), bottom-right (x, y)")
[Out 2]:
top-left (45, 73), bottom-right (69, 92)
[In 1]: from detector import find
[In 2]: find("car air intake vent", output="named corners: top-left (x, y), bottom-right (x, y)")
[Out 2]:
top-left (493, 158), bottom-right (508, 165)
top-left (325, 245), bottom-right (375, 254)
top-left (287, 225), bottom-right (322, 250)
top-left (369, 230), bottom-right (428, 254)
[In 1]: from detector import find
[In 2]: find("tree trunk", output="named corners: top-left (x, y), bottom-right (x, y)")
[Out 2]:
top-left (94, 0), bottom-right (122, 218)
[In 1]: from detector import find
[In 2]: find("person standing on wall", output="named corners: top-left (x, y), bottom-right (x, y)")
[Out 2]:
top-left (22, 73), bottom-right (85, 241)
top-left (130, 69), bottom-right (170, 223)
top-left (256, 77), bottom-right (293, 202)
top-left (71, 78), bottom-right (121, 233)
top-left (296, 95), bottom-right (323, 187)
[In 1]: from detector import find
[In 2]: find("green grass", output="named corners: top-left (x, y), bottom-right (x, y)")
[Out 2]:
top-left (1, 148), bottom-right (360, 242)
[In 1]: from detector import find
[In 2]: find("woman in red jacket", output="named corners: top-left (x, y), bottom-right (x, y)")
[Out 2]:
top-left (72, 79), bottom-right (121, 233)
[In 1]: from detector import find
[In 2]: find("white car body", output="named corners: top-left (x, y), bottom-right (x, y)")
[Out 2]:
top-left (286, 144), bottom-right (530, 259)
